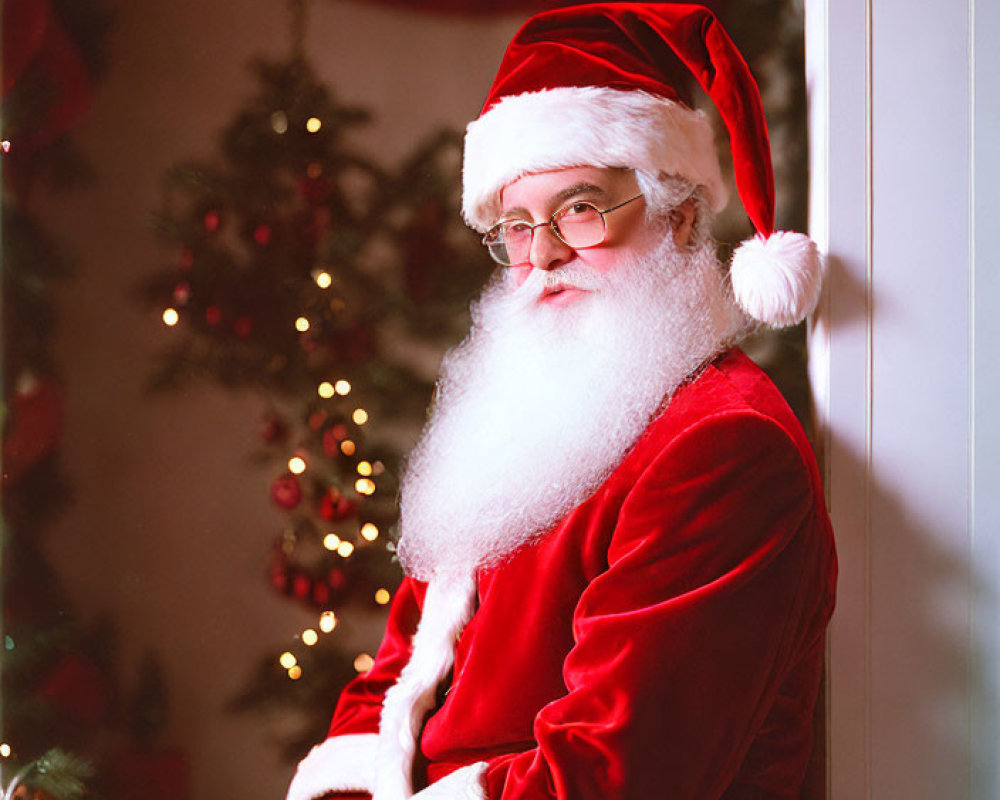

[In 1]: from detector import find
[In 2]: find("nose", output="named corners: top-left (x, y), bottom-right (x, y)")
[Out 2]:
top-left (528, 224), bottom-right (573, 272)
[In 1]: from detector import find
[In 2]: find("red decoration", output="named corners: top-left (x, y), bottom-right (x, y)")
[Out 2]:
top-left (328, 568), bottom-right (347, 590)
top-left (258, 412), bottom-right (287, 444)
top-left (173, 282), bottom-right (191, 304)
top-left (2, 374), bottom-right (64, 486)
top-left (270, 474), bottom-right (302, 510)
top-left (253, 224), bottom-right (271, 245)
top-left (36, 651), bottom-right (112, 725)
top-left (322, 427), bottom-right (342, 458)
top-left (233, 316), bottom-right (252, 338)
top-left (203, 210), bottom-right (221, 232)
top-left (205, 306), bottom-right (222, 325)
top-left (292, 574), bottom-right (312, 598)
top-left (309, 409), bottom-right (328, 431)
top-left (319, 488), bottom-right (356, 521)
top-left (312, 582), bottom-right (331, 605)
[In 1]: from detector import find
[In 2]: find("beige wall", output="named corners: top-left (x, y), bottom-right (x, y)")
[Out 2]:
top-left (39, 2), bottom-right (521, 797)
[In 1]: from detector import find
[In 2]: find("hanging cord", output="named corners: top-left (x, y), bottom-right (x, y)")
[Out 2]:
top-left (289, 0), bottom-right (308, 60)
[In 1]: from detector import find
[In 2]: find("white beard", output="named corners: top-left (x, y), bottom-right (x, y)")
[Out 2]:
top-left (396, 232), bottom-right (750, 581)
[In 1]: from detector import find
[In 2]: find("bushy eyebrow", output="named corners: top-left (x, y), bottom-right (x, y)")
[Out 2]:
top-left (500, 182), bottom-right (608, 221)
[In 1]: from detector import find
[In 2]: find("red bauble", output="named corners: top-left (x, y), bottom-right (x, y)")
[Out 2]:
top-left (292, 574), bottom-right (312, 598)
top-left (322, 428), bottom-right (341, 458)
top-left (205, 306), bottom-right (222, 325)
top-left (173, 282), bottom-right (191, 305)
top-left (328, 568), bottom-right (348, 590)
top-left (270, 474), bottom-right (302, 510)
top-left (311, 582), bottom-right (330, 606)
top-left (258, 412), bottom-right (287, 444)
top-left (253, 224), bottom-right (271, 245)
top-left (233, 316), bottom-right (252, 338)
top-left (319, 489), bottom-right (356, 521)
top-left (203, 210), bottom-right (221, 232)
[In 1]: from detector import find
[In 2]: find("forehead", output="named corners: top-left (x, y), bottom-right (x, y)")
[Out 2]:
top-left (499, 166), bottom-right (637, 214)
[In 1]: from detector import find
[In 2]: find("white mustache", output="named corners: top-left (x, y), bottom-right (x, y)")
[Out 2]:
top-left (517, 264), bottom-right (608, 296)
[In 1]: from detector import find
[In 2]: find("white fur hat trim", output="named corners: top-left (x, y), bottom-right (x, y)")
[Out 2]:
top-left (730, 230), bottom-right (823, 328)
top-left (462, 86), bottom-right (727, 232)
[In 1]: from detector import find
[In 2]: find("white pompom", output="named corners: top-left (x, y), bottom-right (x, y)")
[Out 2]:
top-left (730, 231), bottom-right (824, 328)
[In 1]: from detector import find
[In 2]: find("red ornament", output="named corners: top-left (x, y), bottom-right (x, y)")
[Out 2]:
top-left (322, 428), bottom-right (341, 458)
top-left (292, 574), bottom-right (312, 598)
top-left (312, 582), bottom-right (330, 606)
top-left (308, 409), bottom-right (328, 431)
top-left (233, 316), bottom-right (252, 338)
top-left (205, 306), bottom-right (222, 325)
top-left (203, 210), bottom-right (221, 232)
top-left (253, 224), bottom-right (271, 245)
top-left (328, 568), bottom-right (347, 590)
top-left (270, 474), bottom-right (302, 510)
top-left (258, 412), bottom-right (287, 444)
top-left (319, 488), bottom-right (356, 521)
top-left (173, 282), bottom-right (191, 305)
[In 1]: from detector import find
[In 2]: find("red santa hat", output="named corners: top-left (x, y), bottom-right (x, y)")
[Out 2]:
top-left (462, 2), bottom-right (822, 329)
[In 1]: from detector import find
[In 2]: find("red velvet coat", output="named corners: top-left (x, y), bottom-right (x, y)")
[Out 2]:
top-left (286, 348), bottom-right (837, 800)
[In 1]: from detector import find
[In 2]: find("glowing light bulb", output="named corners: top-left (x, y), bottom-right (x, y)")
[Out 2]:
top-left (334, 379), bottom-right (351, 395)
top-left (354, 653), bottom-right (375, 673)
top-left (340, 440), bottom-right (356, 456)
top-left (357, 461), bottom-right (373, 477)
top-left (271, 111), bottom-right (289, 134)
top-left (162, 308), bottom-right (180, 326)
top-left (1, 140), bottom-right (11, 154)
top-left (375, 588), bottom-right (391, 605)
top-left (306, 117), bottom-right (323, 133)
top-left (355, 478), bottom-right (376, 496)
top-left (318, 381), bottom-right (335, 398)
top-left (279, 651), bottom-right (297, 669)
top-left (0, 742), bottom-right (11, 758)
top-left (315, 271), bottom-right (333, 289)
top-left (323, 533), bottom-right (341, 550)
top-left (319, 611), bottom-right (337, 632)
top-left (352, 408), bottom-right (369, 425)
top-left (337, 541), bottom-right (355, 558)
top-left (288, 456), bottom-right (307, 475)
top-left (302, 629), bottom-right (319, 646)
top-left (288, 665), bottom-right (303, 680)
top-left (360, 523), bottom-right (379, 541)
top-left (295, 316), bottom-right (311, 332)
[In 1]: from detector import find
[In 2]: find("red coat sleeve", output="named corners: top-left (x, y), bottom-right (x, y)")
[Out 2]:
top-left (481, 411), bottom-right (834, 800)
top-left (286, 577), bottom-right (426, 800)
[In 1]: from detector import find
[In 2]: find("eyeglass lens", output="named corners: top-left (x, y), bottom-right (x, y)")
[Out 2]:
top-left (486, 203), bottom-right (607, 266)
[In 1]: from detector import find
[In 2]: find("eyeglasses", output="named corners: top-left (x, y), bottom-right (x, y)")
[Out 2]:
top-left (482, 193), bottom-right (645, 267)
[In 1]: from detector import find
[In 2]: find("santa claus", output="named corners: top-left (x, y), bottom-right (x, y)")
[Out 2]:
top-left (286, 4), bottom-right (836, 800)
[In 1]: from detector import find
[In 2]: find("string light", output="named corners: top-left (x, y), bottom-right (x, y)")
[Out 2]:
top-left (353, 653), bottom-right (375, 673)
top-left (357, 461), bottom-right (373, 477)
top-left (319, 611), bottom-right (337, 632)
top-left (279, 651), bottom-right (297, 669)
top-left (315, 271), bottom-right (333, 289)
top-left (0, 742), bottom-right (11, 758)
top-left (355, 478), bottom-right (376, 496)
top-left (318, 381), bottom-right (335, 398)
top-left (1, 140), bottom-right (11, 153)
top-left (337, 541), bottom-right (355, 558)
top-left (302, 629), bottom-right (319, 646)
top-left (360, 523), bottom-right (379, 541)
top-left (352, 408), bottom-right (369, 425)
top-left (295, 316), bottom-right (311, 332)
top-left (375, 588), bottom-right (391, 605)
top-left (323, 533), bottom-right (341, 550)
top-left (162, 308), bottom-right (179, 326)
top-left (288, 456), bottom-right (307, 474)
top-left (340, 440), bottom-right (356, 456)
top-left (334, 379), bottom-right (351, 395)
top-left (271, 111), bottom-right (289, 134)
top-left (288, 665), bottom-right (303, 680)
top-left (306, 117), bottom-right (323, 133)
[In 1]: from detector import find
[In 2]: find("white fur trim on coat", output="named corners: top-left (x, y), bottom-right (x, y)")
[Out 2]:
top-left (462, 86), bottom-right (726, 232)
top-left (374, 574), bottom-right (479, 800)
top-left (730, 230), bottom-right (823, 328)
top-left (412, 763), bottom-right (488, 800)
top-left (285, 733), bottom-right (378, 800)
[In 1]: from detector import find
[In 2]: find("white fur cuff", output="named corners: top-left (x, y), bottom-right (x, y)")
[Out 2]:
top-left (286, 733), bottom-right (379, 800)
top-left (412, 763), bottom-right (489, 800)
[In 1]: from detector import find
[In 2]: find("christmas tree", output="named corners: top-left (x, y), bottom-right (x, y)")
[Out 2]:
top-left (139, 37), bottom-right (489, 755)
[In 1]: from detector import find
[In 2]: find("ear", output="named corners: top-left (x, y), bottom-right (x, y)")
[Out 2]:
top-left (668, 198), bottom-right (697, 248)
